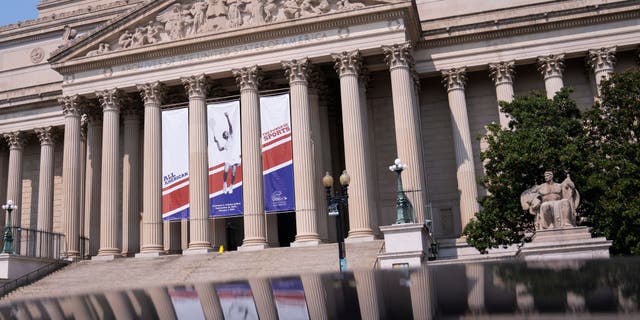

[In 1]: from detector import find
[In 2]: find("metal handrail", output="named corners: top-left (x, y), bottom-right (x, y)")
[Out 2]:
top-left (0, 260), bottom-right (69, 298)
top-left (6, 227), bottom-right (65, 259)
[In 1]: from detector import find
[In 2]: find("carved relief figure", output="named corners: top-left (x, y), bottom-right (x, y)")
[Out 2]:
top-left (282, 0), bottom-right (301, 19)
top-left (337, 0), bottom-right (365, 10)
top-left (158, 4), bottom-right (188, 39)
top-left (227, 0), bottom-right (244, 27)
top-left (86, 43), bottom-right (110, 56)
top-left (247, 0), bottom-right (266, 25)
top-left (190, 1), bottom-right (209, 34)
top-left (207, 0), bottom-right (228, 17)
top-left (521, 171), bottom-right (580, 230)
top-left (145, 21), bottom-right (162, 44)
top-left (118, 30), bottom-right (134, 48)
top-left (264, 0), bottom-right (279, 22)
top-left (131, 27), bottom-right (146, 48)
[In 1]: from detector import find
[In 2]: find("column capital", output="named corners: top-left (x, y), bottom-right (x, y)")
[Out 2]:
top-left (137, 81), bottom-right (166, 105)
top-left (282, 58), bottom-right (311, 84)
top-left (588, 47), bottom-right (616, 72)
top-left (96, 88), bottom-right (124, 112)
top-left (181, 74), bottom-right (209, 98)
top-left (35, 127), bottom-right (55, 146)
top-left (331, 50), bottom-right (362, 77)
top-left (60, 95), bottom-right (84, 118)
top-left (232, 66), bottom-right (261, 91)
top-left (442, 67), bottom-right (467, 92)
top-left (537, 54), bottom-right (565, 79)
top-left (382, 42), bottom-right (413, 70)
top-left (489, 60), bottom-right (515, 85)
top-left (4, 131), bottom-right (24, 150)
top-left (84, 102), bottom-right (103, 125)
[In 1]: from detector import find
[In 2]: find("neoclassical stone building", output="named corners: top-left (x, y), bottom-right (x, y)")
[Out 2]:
top-left (0, 0), bottom-right (638, 261)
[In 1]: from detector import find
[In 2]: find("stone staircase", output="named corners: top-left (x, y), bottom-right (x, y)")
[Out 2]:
top-left (2, 241), bottom-right (383, 303)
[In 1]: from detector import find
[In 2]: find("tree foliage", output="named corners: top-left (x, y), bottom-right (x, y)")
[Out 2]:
top-left (581, 70), bottom-right (640, 255)
top-left (463, 69), bottom-right (640, 256)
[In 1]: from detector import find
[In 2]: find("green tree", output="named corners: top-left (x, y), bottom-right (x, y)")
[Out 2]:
top-left (462, 88), bottom-right (587, 253)
top-left (581, 70), bottom-right (640, 255)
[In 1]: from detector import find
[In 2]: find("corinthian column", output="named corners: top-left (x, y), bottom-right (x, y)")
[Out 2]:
top-left (489, 61), bottom-right (515, 128)
top-left (122, 102), bottom-right (142, 256)
top-left (96, 88), bottom-right (123, 258)
top-left (283, 58), bottom-right (321, 246)
top-left (84, 108), bottom-right (102, 256)
top-left (137, 82), bottom-right (165, 256)
top-left (233, 66), bottom-right (268, 250)
top-left (60, 95), bottom-right (83, 258)
top-left (537, 54), bottom-right (565, 99)
top-left (35, 127), bottom-right (55, 257)
top-left (4, 132), bottom-right (23, 230)
top-left (442, 68), bottom-right (479, 232)
top-left (309, 71), bottom-right (329, 242)
top-left (331, 50), bottom-right (374, 240)
top-left (382, 42), bottom-right (428, 224)
top-left (588, 47), bottom-right (616, 98)
top-left (181, 74), bottom-right (213, 254)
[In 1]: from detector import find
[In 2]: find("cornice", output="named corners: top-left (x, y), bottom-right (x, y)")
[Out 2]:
top-left (0, 1), bottom-right (143, 44)
top-left (52, 3), bottom-right (413, 75)
top-left (418, 1), bottom-right (640, 48)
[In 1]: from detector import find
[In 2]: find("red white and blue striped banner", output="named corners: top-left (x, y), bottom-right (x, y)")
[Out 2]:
top-left (162, 93), bottom-right (294, 220)
top-left (271, 277), bottom-right (310, 320)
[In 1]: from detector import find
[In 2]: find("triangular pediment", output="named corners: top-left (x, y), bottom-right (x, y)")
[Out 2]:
top-left (51, 0), bottom-right (404, 64)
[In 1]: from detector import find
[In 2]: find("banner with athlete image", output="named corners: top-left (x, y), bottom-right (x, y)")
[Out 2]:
top-left (162, 108), bottom-right (190, 220)
top-left (260, 94), bottom-right (295, 213)
top-left (162, 93), bottom-right (294, 220)
top-left (208, 100), bottom-right (243, 217)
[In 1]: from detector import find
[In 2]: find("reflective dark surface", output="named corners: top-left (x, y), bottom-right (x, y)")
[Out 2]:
top-left (1, 258), bottom-right (639, 319)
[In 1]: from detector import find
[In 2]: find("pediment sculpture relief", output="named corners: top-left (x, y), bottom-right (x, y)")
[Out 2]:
top-left (86, 0), bottom-right (374, 56)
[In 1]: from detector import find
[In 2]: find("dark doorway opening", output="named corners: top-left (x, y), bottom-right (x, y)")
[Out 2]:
top-left (277, 212), bottom-right (296, 247)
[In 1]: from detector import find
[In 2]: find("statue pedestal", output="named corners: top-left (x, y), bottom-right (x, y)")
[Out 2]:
top-left (517, 226), bottom-right (611, 261)
top-left (377, 223), bottom-right (431, 269)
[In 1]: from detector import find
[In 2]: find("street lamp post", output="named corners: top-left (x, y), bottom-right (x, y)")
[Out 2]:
top-left (322, 170), bottom-right (350, 272)
top-left (389, 158), bottom-right (414, 224)
top-left (2, 200), bottom-right (17, 254)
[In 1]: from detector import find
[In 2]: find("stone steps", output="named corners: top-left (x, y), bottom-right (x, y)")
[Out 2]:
top-left (3, 240), bottom-right (383, 303)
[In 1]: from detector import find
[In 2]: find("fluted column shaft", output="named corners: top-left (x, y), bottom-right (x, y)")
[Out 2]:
top-left (283, 59), bottom-right (321, 245)
top-left (588, 47), bottom-right (616, 98)
top-left (195, 283), bottom-right (224, 320)
top-left (466, 264), bottom-right (485, 314)
top-left (410, 266), bottom-right (435, 319)
top-left (97, 89), bottom-right (123, 256)
top-left (233, 66), bottom-right (268, 249)
top-left (489, 61), bottom-right (515, 129)
top-left (250, 279), bottom-right (278, 320)
top-left (146, 287), bottom-right (178, 320)
top-left (4, 132), bottom-right (23, 228)
top-left (538, 54), bottom-right (565, 99)
top-left (0, 150), bottom-right (7, 228)
top-left (383, 43), bottom-right (428, 224)
top-left (122, 107), bottom-right (141, 256)
top-left (79, 119), bottom-right (87, 250)
top-left (61, 95), bottom-right (83, 257)
top-left (35, 128), bottom-right (55, 256)
top-left (354, 270), bottom-right (384, 319)
top-left (359, 69), bottom-right (380, 233)
top-left (331, 50), bottom-right (374, 239)
top-left (442, 68), bottom-right (479, 231)
top-left (182, 74), bottom-right (212, 252)
top-left (84, 114), bottom-right (102, 256)
top-left (138, 82), bottom-right (165, 254)
top-left (301, 274), bottom-right (328, 320)
top-left (309, 76), bottom-right (329, 242)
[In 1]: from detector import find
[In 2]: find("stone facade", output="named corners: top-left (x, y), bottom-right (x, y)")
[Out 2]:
top-left (0, 0), bottom-right (638, 261)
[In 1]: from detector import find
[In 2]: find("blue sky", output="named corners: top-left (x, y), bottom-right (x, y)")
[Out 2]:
top-left (0, 0), bottom-right (40, 27)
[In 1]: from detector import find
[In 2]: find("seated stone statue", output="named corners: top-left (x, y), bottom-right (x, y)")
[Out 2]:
top-left (520, 170), bottom-right (580, 230)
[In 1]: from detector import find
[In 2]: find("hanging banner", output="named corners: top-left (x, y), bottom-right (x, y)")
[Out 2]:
top-left (162, 108), bottom-right (190, 221)
top-left (168, 286), bottom-right (205, 320)
top-left (261, 94), bottom-right (295, 213)
top-left (163, 93), bottom-right (294, 220)
top-left (208, 100), bottom-right (243, 217)
top-left (216, 282), bottom-right (259, 320)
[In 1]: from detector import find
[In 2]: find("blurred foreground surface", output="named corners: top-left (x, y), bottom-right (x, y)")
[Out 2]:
top-left (1, 257), bottom-right (639, 319)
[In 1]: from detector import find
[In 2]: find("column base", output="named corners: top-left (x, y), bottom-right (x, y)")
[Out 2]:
top-left (183, 247), bottom-right (215, 255)
top-left (291, 239), bottom-right (321, 247)
top-left (92, 255), bottom-right (123, 261)
top-left (135, 251), bottom-right (166, 258)
top-left (345, 235), bottom-right (375, 243)
top-left (238, 243), bottom-right (269, 251)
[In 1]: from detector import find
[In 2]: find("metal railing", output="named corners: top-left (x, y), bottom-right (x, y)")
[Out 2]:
top-left (6, 227), bottom-right (65, 260)
top-left (0, 260), bottom-right (69, 298)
